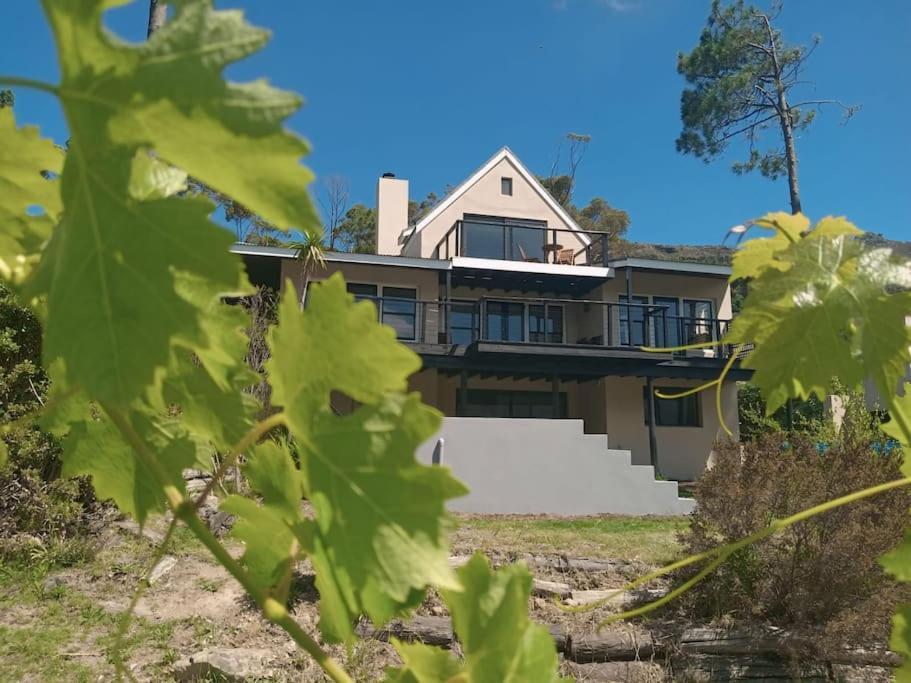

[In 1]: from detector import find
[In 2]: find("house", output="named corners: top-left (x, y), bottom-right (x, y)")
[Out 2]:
top-left (233, 148), bottom-right (751, 515)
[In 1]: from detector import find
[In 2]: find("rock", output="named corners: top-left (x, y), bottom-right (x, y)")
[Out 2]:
top-left (148, 555), bottom-right (178, 585)
top-left (829, 663), bottom-right (894, 682)
top-left (115, 520), bottom-right (165, 545)
top-left (42, 574), bottom-right (67, 592)
top-left (672, 654), bottom-right (828, 681)
top-left (678, 626), bottom-right (789, 657)
top-left (448, 555), bottom-right (471, 568)
top-left (562, 660), bottom-right (664, 682)
top-left (533, 579), bottom-right (572, 600)
top-left (430, 604), bottom-right (446, 617)
top-left (173, 647), bottom-right (277, 682)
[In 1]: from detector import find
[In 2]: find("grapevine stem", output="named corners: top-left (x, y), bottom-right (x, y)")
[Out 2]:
top-left (0, 75), bottom-right (59, 95)
top-left (192, 411), bottom-right (286, 511)
top-left (101, 404), bottom-right (353, 683)
top-left (111, 516), bottom-right (178, 682)
top-left (560, 474), bottom-right (911, 625)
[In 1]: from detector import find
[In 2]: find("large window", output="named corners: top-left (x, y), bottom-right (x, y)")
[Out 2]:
top-left (461, 215), bottom-right (547, 262)
top-left (448, 301), bottom-right (479, 345)
top-left (644, 386), bottom-right (702, 427)
top-left (618, 295), bottom-right (649, 346)
top-left (346, 283), bottom-right (417, 340)
top-left (653, 297), bottom-right (680, 348)
top-left (682, 299), bottom-right (715, 344)
top-left (485, 301), bottom-right (525, 342)
top-left (382, 287), bottom-right (417, 341)
top-left (457, 389), bottom-right (568, 419)
top-left (528, 304), bottom-right (564, 343)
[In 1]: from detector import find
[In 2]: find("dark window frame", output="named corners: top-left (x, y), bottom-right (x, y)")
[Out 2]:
top-left (501, 176), bottom-right (513, 196)
top-left (643, 386), bottom-right (703, 428)
top-left (457, 388), bottom-right (568, 419)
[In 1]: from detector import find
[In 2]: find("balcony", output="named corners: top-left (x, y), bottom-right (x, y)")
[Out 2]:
top-left (350, 294), bottom-right (738, 359)
top-left (433, 217), bottom-right (609, 267)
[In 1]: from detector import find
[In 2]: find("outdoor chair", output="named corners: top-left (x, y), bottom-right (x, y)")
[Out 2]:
top-left (555, 248), bottom-right (575, 265)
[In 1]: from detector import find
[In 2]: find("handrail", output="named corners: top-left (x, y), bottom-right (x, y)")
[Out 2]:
top-left (340, 293), bottom-right (740, 357)
top-left (434, 219), bottom-right (609, 265)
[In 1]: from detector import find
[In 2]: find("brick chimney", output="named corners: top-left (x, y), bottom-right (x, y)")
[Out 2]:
top-left (376, 172), bottom-right (408, 255)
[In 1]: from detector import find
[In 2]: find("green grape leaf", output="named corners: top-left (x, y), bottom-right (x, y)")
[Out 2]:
top-left (0, 107), bottom-right (62, 284)
top-left (881, 531), bottom-right (911, 582)
top-left (727, 219), bottom-right (911, 413)
top-left (30, 0), bottom-right (315, 404)
top-left (61, 413), bottom-right (195, 525)
top-left (267, 274), bottom-right (422, 439)
top-left (220, 442), bottom-right (305, 599)
top-left (892, 606), bottom-right (911, 682)
top-left (154, 350), bottom-right (258, 451)
top-left (0, 441), bottom-right (7, 469)
top-left (731, 212), bottom-right (808, 281)
top-left (299, 393), bottom-right (467, 642)
top-left (386, 554), bottom-right (564, 683)
top-left (883, 392), bottom-right (911, 476)
top-left (383, 639), bottom-right (464, 683)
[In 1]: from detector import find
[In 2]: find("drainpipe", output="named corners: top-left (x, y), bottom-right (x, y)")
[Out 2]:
top-left (645, 375), bottom-right (659, 473)
top-left (626, 265), bottom-right (633, 345)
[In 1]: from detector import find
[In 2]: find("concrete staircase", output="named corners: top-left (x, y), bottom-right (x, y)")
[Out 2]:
top-left (417, 418), bottom-right (695, 516)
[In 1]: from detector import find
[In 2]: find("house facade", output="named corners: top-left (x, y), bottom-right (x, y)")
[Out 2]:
top-left (235, 148), bottom-right (750, 514)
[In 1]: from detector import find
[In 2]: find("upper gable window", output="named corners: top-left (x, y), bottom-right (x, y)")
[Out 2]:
top-left (500, 177), bottom-right (513, 196)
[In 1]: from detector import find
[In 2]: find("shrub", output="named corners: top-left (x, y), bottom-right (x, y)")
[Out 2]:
top-left (0, 284), bottom-right (93, 549)
top-left (679, 396), bottom-right (908, 633)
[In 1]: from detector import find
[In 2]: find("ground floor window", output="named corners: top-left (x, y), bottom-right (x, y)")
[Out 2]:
top-left (457, 388), bottom-right (568, 419)
top-left (644, 386), bottom-right (702, 427)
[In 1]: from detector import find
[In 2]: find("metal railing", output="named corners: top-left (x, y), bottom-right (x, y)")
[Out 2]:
top-left (346, 294), bottom-right (741, 358)
top-left (433, 218), bottom-right (609, 266)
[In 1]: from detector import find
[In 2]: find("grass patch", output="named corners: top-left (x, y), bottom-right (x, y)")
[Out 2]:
top-left (452, 515), bottom-right (689, 564)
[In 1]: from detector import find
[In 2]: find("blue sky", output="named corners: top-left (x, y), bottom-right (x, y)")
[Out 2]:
top-left (2, 1), bottom-right (908, 244)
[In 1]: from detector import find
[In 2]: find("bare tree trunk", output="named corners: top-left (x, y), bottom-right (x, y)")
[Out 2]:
top-left (147, 0), bottom-right (168, 38)
top-left (763, 13), bottom-right (802, 215)
top-left (778, 93), bottom-right (802, 215)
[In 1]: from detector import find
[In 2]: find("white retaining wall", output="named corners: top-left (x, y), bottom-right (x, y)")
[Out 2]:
top-left (416, 417), bottom-right (695, 516)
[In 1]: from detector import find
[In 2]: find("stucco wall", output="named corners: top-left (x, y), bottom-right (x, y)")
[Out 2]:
top-left (280, 260), bottom-right (441, 302)
top-left (415, 417), bottom-right (694, 515)
top-left (402, 157), bottom-right (585, 259)
top-left (603, 376), bottom-right (739, 481)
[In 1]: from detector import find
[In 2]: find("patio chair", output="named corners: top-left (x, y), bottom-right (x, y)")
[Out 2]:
top-left (556, 248), bottom-right (575, 265)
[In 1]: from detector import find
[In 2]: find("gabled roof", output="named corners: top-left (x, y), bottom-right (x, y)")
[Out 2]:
top-left (403, 146), bottom-right (589, 247)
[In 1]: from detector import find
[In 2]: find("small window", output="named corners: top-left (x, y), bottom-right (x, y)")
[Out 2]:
top-left (501, 177), bottom-right (513, 196)
top-left (644, 386), bottom-right (702, 427)
top-left (346, 283), bottom-right (378, 301)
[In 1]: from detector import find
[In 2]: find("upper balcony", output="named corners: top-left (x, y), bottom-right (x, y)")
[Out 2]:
top-left (345, 292), bottom-right (741, 360)
top-left (433, 217), bottom-right (609, 267)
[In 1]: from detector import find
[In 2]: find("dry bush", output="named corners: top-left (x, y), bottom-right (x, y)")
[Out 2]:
top-left (679, 402), bottom-right (908, 634)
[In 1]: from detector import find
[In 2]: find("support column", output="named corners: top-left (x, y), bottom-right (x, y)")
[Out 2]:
top-left (645, 376), bottom-right (659, 472)
top-left (445, 270), bottom-right (452, 344)
top-left (551, 372), bottom-right (560, 419)
top-left (458, 369), bottom-right (468, 417)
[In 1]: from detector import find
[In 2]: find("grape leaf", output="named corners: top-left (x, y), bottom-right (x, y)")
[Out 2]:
top-left (30, 0), bottom-right (315, 404)
top-left (892, 606), bottom-right (911, 682)
top-left (386, 554), bottom-right (564, 683)
top-left (220, 442), bottom-right (305, 598)
top-left (299, 393), bottom-right (467, 642)
top-left (267, 275), bottom-right (422, 440)
top-left (731, 211), bottom-right (808, 281)
top-left (384, 640), bottom-right (463, 683)
top-left (61, 412), bottom-right (196, 525)
top-left (0, 107), bottom-right (62, 284)
top-left (727, 219), bottom-right (911, 413)
top-left (882, 531), bottom-right (911, 582)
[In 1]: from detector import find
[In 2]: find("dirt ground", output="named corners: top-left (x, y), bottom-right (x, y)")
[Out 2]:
top-left (0, 511), bottom-right (682, 682)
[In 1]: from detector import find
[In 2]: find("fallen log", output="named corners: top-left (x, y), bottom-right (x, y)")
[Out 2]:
top-left (357, 616), bottom-right (453, 647)
top-left (566, 631), bottom-right (658, 663)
